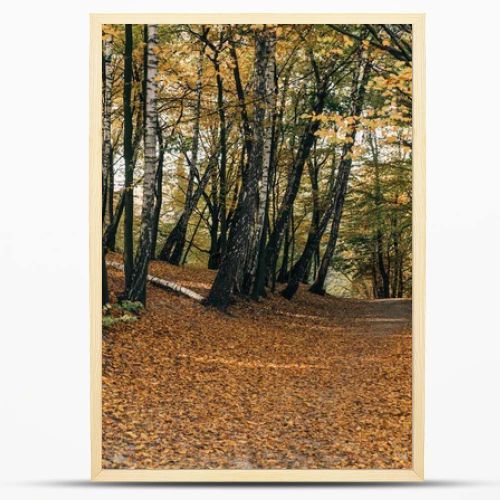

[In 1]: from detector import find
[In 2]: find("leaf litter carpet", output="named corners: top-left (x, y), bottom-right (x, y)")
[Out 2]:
top-left (103, 254), bottom-right (412, 469)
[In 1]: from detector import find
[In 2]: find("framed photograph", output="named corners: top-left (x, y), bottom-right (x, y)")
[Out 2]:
top-left (90, 13), bottom-right (425, 482)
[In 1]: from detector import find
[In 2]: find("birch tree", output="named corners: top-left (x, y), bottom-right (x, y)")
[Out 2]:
top-left (101, 31), bottom-right (114, 304)
top-left (102, 33), bottom-right (113, 224)
top-left (126, 24), bottom-right (159, 305)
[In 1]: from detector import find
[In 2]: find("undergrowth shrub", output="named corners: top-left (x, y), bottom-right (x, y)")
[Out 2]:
top-left (102, 301), bottom-right (143, 329)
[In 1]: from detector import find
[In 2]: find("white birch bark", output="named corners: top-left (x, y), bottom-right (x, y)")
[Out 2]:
top-left (189, 45), bottom-right (204, 194)
top-left (127, 24), bottom-right (159, 303)
top-left (108, 261), bottom-right (204, 302)
top-left (142, 25), bottom-right (159, 231)
top-left (102, 33), bottom-right (113, 224)
top-left (255, 27), bottom-right (276, 244)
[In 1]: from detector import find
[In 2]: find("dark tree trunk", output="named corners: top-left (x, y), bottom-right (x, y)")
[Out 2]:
top-left (229, 37), bottom-right (253, 163)
top-left (264, 129), bottom-right (319, 287)
top-left (375, 233), bottom-right (390, 298)
top-left (158, 46), bottom-right (204, 264)
top-left (102, 243), bottom-right (109, 306)
top-left (158, 165), bottom-right (212, 264)
top-left (207, 161), bottom-right (220, 270)
top-left (309, 57), bottom-right (372, 296)
top-left (397, 252), bottom-right (404, 298)
top-left (309, 220), bottom-right (337, 295)
top-left (370, 132), bottom-right (390, 299)
top-left (151, 124), bottom-right (164, 257)
top-left (308, 182), bottom-right (345, 295)
top-left (263, 76), bottom-right (329, 290)
top-left (207, 224), bottom-right (220, 269)
top-left (103, 190), bottom-right (125, 251)
top-left (215, 58), bottom-right (228, 262)
top-left (304, 239), bottom-right (320, 284)
top-left (390, 211), bottom-right (398, 298)
top-left (286, 156), bottom-right (322, 289)
top-left (207, 27), bottom-right (270, 310)
top-left (107, 149), bottom-right (115, 249)
top-left (181, 204), bottom-right (207, 266)
top-left (308, 152), bottom-right (355, 296)
top-left (371, 254), bottom-right (379, 299)
top-left (284, 133), bottom-right (341, 299)
top-left (282, 225), bottom-right (322, 299)
top-left (276, 215), bottom-right (291, 283)
top-left (313, 244), bottom-right (320, 280)
top-left (123, 24), bottom-right (134, 290)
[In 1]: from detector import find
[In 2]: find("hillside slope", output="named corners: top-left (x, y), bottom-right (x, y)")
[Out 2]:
top-left (103, 254), bottom-right (412, 469)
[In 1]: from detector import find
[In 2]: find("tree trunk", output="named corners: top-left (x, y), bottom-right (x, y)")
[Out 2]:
top-left (370, 132), bottom-right (390, 298)
top-left (285, 155), bottom-right (322, 288)
top-left (250, 28), bottom-right (277, 298)
top-left (207, 27), bottom-right (270, 310)
top-left (159, 163), bottom-right (213, 264)
top-left (102, 192), bottom-right (125, 303)
top-left (282, 222), bottom-right (323, 299)
top-left (263, 76), bottom-right (329, 290)
top-left (215, 56), bottom-right (229, 263)
top-left (181, 203), bottom-right (208, 266)
top-left (126, 24), bottom-right (159, 305)
top-left (158, 46), bottom-right (205, 264)
top-left (102, 243), bottom-right (109, 305)
top-left (310, 58), bottom-right (372, 296)
top-left (102, 33), bottom-right (113, 226)
top-left (276, 214), bottom-right (291, 283)
top-left (397, 251), bottom-right (404, 298)
top-left (103, 189), bottom-right (125, 250)
top-left (123, 24), bottom-right (134, 290)
top-left (101, 32), bottom-right (113, 303)
top-left (108, 261), bottom-right (204, 302)
top-left (207, 158), bottom-right (220, 269)
top-left (106, 148), bottom-right (115, 248)
top-left (229, 37), bottom-right (253, 163)
top-left (151, 124), bottom-right (164, 257)
top-left (308, 179), bottom-right (345, 296)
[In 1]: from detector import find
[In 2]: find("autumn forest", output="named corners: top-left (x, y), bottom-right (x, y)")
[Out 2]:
top-left (101, 23), bottom-right (414, 470)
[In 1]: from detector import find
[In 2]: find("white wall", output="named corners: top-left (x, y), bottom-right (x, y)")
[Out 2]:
top-left (1, 1), bottom-right (499, 499)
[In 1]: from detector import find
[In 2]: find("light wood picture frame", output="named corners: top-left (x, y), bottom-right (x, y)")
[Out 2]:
top-left (90, 13), bottom-right (425, 482)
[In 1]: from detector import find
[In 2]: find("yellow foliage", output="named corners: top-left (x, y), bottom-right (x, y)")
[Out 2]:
top-left (343, 35), bottom-right (355, 48)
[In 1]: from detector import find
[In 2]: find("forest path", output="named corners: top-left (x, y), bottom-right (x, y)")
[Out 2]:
top-left (103, 254), bottom-right (412, 470)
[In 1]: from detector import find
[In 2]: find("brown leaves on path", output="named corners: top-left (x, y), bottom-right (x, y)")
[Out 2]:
top-left (102, 254), bottom-right (412, 470)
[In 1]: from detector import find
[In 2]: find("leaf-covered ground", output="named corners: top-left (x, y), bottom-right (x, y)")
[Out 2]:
top-left (103, 254), bottom-right (412, 469)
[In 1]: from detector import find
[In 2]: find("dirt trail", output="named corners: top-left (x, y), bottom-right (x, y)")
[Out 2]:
top-left (103, 255), bottom-right (412, 470)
